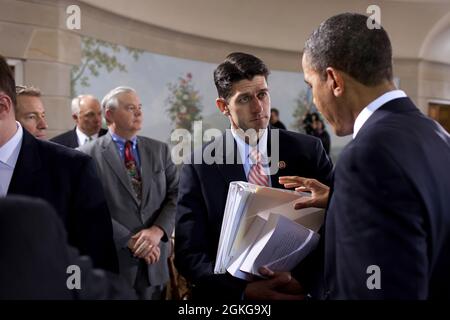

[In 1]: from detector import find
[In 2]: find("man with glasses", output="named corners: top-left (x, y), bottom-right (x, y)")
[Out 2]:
top-left (79, 86), bottom-right (179, 300)
top-left (14, 85), bottom-right (48, 139)
top-left (51, 95), bottom-right (107, 148)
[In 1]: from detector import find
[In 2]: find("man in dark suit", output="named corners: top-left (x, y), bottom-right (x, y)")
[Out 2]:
top-left (175, 52), bottom-right (333, 300)
top-left (279, 13), bottom-right (450, 299)
top-left (51, 95), bottom-right (107, 148)
top-left (0, 195), bottom-right (135, 299)
top-left (79, 86), bottom-right (179, 300)
top-left (0, 54), bottom-right (118, 273)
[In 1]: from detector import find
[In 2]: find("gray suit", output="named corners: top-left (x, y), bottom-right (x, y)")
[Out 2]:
top-left (79, 133), bottom-right (178, 297)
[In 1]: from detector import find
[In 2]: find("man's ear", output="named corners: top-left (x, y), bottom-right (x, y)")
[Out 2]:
top-left (326, 67), bottom-right (344, 97)
top-left (216, 98), bottom-right (229, 115)
top-left (0, 95), bottom-right (13, 119)
top-left (72, 114), bottom-right (78, 122)
top-left (104, 108), bottom-right (113, 123)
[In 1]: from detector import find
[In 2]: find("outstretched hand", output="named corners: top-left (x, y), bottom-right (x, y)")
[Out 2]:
top-left (279, 176), bottom-right (330, 209)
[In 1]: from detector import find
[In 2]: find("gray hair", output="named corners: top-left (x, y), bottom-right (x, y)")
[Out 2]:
top-left (101, 86), bottom-right (136, 112)
top-left (71, 94), bottom-right (99, 115)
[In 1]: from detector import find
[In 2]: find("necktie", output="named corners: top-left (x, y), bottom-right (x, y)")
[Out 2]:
top-left (124, 140), bottom-right (142, 200)
top-left (248, 149), bottom-right (270, 187)
top-left (84, 136), bottom-right (92, 145)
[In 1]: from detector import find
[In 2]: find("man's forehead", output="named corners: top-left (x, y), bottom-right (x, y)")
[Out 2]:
top-left (231, 76), bottom-right (268, 95)
top-left (118, 91), bottom-right (140, 103)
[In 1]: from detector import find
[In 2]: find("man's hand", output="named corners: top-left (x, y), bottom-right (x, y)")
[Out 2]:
top-left (128, 226), bottom-right (165, 263)
top-left (279, 176), bottom-right (330, 209)
top-left (244, 267), bottom-right (305, 300)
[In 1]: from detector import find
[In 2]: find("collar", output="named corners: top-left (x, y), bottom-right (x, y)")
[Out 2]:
top-left (76, 127), bottom-right (99, 145)
top-left (0, 121), bottom-right (23, 167)
top-left (353, 90), bottom-right (407, 139)
top-left (109, 130), bottom-right (138, 147)
top-left (231, 127), bottom-right (268, 165)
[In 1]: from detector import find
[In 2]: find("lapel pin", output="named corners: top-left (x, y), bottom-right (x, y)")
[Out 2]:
top-left (278, 161), bottom-right (286, 169)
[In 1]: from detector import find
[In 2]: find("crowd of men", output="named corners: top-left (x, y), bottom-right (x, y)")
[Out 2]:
top-left (1, 13), bottom-right (449, 300)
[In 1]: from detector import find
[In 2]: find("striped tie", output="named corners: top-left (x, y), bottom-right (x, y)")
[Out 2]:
top-left (248, 149), bottom-right (269, 187)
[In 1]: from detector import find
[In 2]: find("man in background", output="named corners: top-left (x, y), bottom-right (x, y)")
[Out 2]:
top-left (14, 85), bottom-right (48, 139)
top-left (51, 95), bottom-right (107, 148)
top-left (79, 86), bottom-right (178, 300)
top-left (270, 108), bottom-right (286, 130)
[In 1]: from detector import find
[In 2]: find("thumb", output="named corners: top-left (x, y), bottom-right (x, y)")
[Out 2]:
top-left (268, 272), bottom-right (292, 288)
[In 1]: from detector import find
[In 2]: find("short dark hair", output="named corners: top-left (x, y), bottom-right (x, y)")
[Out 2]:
top-left (271, 108), bottom-right (279, 116)
top-left (304, 13), bottom-right (393, 86)
top-left (0, 55), bottom-right (17, 106)
top-left (213, 52), bottom-right (270, 100)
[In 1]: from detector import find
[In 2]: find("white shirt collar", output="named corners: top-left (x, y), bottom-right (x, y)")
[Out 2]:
top-left (76, 126), bottom-right (99, 146)
top-left (231, 127), bottom-right (268, 165)
top-left (0, 122), bottom-right (23, 167)
top-left (353, 90), bottom-right (407, 139)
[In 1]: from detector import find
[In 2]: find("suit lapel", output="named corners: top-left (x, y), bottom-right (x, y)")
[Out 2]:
top-left (101, 135), bottom-right (139, 204)
top-left (70, 128), bottom-right (79, 148)
top-left (8, 130), bottom-right (41, 195)
top-left (136, 137), bottom-right (151, 205)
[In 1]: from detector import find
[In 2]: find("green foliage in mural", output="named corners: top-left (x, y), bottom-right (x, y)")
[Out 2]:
top-left (71, 36), bottom-right (143, 97)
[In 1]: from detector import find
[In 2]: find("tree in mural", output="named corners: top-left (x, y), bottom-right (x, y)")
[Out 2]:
top-left (71, 36), bottom-right (143, 97)
top-left (292, 88), bottom-right (318, 134)
top-left (166, 72), bottom-right (203, 133)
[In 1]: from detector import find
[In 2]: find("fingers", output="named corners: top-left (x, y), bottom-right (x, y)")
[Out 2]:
top-left (294, 199), bottom-right (314, 210)
top-left (134, 240), bottom-right (151, 257)
top-left (144, 246), bottom-right (160, 264)
top-left (259, 266), bottom-right (274, 277)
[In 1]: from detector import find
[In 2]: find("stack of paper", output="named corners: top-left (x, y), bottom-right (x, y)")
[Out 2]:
top-left (214, 181), bottom-right (324, 280)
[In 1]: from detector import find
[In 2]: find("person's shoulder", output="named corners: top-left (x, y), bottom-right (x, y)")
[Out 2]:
top-left (137, 135), bottom-right (169, 151)
top-left (38, 139), bottom-right (92, 164)
top-left (277, 128), bottom-right (321, 147)
top-left (50, 129), bottom-right (74, 143)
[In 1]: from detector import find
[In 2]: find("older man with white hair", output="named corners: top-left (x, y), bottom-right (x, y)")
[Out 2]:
top-left (79, 86), bottom-right (178, 300)
top-left (51, 95), bottom-right (107, 148)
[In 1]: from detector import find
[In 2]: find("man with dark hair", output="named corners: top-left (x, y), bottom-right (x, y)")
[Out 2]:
top-left (270, 108), bottom-right (287, 130)
top-left (175, 52), bottom-right (333, 300)
top-left (51, 95), bottom-right (107, 148)
top-left (0, 54), bottom-right (118, 273)
top-left (279, 13), bottom-right (450, 299)
top-left (15, 85), bottom-right (48, 139)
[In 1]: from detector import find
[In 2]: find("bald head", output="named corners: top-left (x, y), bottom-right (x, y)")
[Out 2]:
top-left (72, 95), bottom-right (103, 136)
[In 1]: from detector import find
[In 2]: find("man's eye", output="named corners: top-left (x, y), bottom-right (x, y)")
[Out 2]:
top-left (239, 96), bottom-right (250, 103)
top-left (257, 92), bottom-right (267, 99)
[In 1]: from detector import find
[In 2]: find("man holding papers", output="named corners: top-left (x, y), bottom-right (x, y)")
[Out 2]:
top-left (175, 52), bottom-right (333, 300)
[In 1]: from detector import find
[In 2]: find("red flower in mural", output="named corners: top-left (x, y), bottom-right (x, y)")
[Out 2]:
top-left (166, 73), bottom-right (203, 134)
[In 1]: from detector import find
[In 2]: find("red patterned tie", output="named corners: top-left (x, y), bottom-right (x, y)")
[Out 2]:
top-left (124, 140), bottom-right (142, 200)
top-left (248, 149), bottom-right (269, 187)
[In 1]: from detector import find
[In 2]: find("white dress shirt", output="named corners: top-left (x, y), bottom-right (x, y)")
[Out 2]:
top-left (353, 90), bottom-right (407, 139)
top-left (76, 126), bottom-right (99, 146)
top-left (0, 122), bottom-right (23, 196)
top-left (231, 128), bottom-right (271, 186)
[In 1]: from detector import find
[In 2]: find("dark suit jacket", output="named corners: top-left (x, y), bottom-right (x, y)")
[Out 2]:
top-left (7, 130), bottom-right (118, 273)
top-left (51, 127), bottom-right (108, 148)
top-left (175, 128), bottom-right (333, 300)
top-left (0, 195), bottom-right (135, 299)
top-left (323, 97), bottom-right (450, 299)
